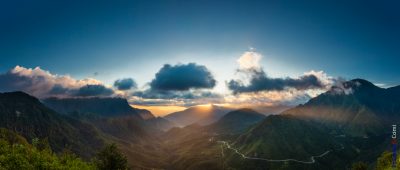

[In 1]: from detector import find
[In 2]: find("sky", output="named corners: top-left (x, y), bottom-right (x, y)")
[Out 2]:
top-left (1, 0), bottom-right (399, 116)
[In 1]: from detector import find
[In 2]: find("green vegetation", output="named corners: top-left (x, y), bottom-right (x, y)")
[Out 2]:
top-left (0, 128), bottom-right (132, 170)
top-left (0, 129), bottom-right (95, 170)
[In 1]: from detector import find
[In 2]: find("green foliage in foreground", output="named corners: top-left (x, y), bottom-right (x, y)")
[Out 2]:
top-left (0, 138), bottom-right (95, 170)
top-left (351, 151), bottom-right (400, 170)
top-left (0, 128), bottom-right (129, 170)
top-left (0, 139), bottom-right (130, 170)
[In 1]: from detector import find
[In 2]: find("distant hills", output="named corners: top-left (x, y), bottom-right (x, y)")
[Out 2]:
top-left (208, 108), bottom-right (265, 134)
top-left (164, 108), bottom-right (265, 137)
top-left (145, 117), bottom-right (177, 131)
top-left (43, 97), bottom-right (175, 132)
top-left (164, 105), bottom-right (232, 127)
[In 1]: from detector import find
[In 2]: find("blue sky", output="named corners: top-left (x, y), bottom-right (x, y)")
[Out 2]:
top-left (1, 0), bottom-right (399, 85)
top-left (0, 0), bottom-right (399, 115)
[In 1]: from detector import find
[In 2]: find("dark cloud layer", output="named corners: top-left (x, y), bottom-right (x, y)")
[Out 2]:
top-left (74, 85), bottom-right (114, 97)
top-left (228, 69), bottom-right (326, 94)
top-left (114, 78), bottom-right (136, 90)
top-left (150, 63), bottom-right (216, 91)
top-left (130, 63), bottom-right (220, 105)
top-left (50, 84), bottom-right (115, 97)
top-left (48, 84), bottom-right (72, 95)
top-left (131, 90), bottom-right (222, 106)
top-left (133, 89), bottom-right (218, 99)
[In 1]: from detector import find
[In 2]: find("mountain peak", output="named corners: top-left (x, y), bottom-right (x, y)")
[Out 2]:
top-left (347, 78), bottom-right (378, 89)
top-left (283, 78), bottom-right (398, 137)
top-left (327, 78), bottom-right (380, 95)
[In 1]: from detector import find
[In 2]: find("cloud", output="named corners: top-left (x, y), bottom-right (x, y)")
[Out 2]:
top-left (228, 69), bottom-right (330, 94)
top-left (220, 50), bottom-right (339, 110)
top-left (237, 51), bottom-right (262, 71)
top-left (0, 66), bottom-right (113, 98)
top-left (130, 63), bottom-right (220, 106)
top-left (327, 78), bottom-right (362, 95)
top-left (223, 89), bottom-right (313, 107)
top-left (130, 90), bottom-right (223, 107)
top-left (133, 89), bottom-right (219, 100)
top-left (150, 63), bottom-right (216, 91)
top-left (114, 78), bottom-right (137, 90)
top-left (74, 84), bottom-right (114, 97)
top-left (228, 51), bottom-right (334, 94)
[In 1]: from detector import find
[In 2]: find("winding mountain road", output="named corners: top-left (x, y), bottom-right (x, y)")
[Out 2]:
top-left (218, 141), bottom-right (342, 164)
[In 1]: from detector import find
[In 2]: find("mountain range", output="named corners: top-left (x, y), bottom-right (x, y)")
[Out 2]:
top-left (0, 78), bottom-right (398, 169)
top-left (219, 79), bottom-right (397, 169)
top-left (160, 79), bottom-right (397, 169)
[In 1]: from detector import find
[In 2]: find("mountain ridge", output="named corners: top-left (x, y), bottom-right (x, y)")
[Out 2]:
top-left (0, 91), bottom-right (105, 159)
top-left (282, 78), bottom-right (397, 137)
top-left (208, 108), bottom-right (265, 134)
top-left (43, 97), bottom-right (155, 120)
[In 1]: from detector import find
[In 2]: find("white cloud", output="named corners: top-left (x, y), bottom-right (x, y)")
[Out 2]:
top-left (0, 66), bottom-right (111, 98)
top-left (237, 51), bottom-right (262, 71)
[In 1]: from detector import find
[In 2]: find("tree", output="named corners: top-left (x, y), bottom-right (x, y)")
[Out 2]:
top-left (94, 143), bottom-right (128, 170)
